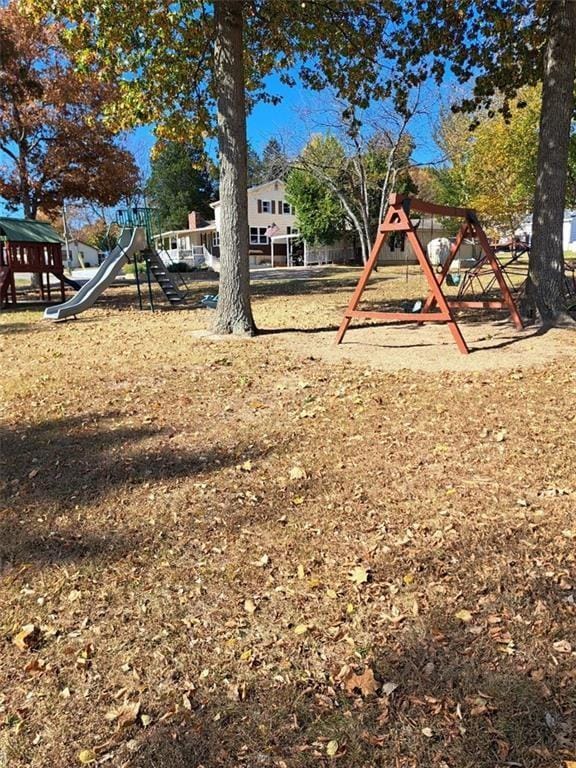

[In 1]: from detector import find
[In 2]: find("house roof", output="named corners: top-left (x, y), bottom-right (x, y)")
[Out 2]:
top-left (210, 178), bottom-right (285, 208)
top-left (154, 223), bottom-right (216, 238)
top-left (0, 217), bottom-right (62, 244)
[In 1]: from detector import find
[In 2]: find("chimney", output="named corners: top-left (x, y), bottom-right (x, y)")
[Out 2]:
top-left (188, 211), bottom-right (201, 230)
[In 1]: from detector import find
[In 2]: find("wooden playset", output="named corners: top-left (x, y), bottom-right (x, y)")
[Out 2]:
top-left (336, 195), bottom-right (524, 355)
top-left (0, 218), bottom-right (66, 306)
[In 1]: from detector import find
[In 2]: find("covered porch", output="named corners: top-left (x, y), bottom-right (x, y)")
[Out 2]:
top-left (153, 223), bottom-right (217, 268)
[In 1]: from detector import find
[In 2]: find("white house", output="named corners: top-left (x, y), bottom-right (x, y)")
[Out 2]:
top-left (516, 210), bottom-right (576, 252)
top-left (153, 181), bottom-right (486, 270)
top-left (153, 179), bottom-right (357, 269)
top-left (378, 216), bottom-right (479, 266)
top-left (63, 240), bottom-right (102, 269)
top-left (154, 179), bottom-right (299, 268)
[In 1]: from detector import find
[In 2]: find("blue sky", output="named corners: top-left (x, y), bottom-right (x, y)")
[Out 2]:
top-left (128, 71), bottom-right (448, 180)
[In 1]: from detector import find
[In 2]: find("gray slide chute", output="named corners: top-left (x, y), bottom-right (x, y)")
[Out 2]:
top-left (44, 227), bottom-right (147, 321)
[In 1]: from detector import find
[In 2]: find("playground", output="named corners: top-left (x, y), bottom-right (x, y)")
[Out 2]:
top-left (1, 265), bottom-right (576, 768)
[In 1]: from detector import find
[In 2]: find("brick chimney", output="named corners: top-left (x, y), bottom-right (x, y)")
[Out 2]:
top-left (188, 211), bottom-right (203, 230)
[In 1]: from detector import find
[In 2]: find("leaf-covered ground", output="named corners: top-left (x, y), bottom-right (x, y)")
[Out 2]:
top-left (1, 268), bottom-right (575, 768)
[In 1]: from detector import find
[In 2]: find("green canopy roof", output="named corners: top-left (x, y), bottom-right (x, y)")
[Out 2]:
top-left (0, 217), bottom-right (63, 244)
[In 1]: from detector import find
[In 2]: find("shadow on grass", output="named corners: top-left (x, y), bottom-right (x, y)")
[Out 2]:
top-left (125, 485), bottom-right (575, 768)
top-left (0, 527), bottom-right (144, 568)
top-left (0, 320), bottom-right (52, 336)
top-left (0, 411), bottom-right (274, 565)
top-left (126, 623), bottom-right (573, 768)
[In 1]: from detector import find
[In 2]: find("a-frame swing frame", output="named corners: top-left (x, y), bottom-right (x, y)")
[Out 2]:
top-left (335, 194), bottom-right (524, 355)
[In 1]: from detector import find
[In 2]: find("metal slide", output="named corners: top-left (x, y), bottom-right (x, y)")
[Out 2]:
top-left (44, 227), bottom-right (147, 321)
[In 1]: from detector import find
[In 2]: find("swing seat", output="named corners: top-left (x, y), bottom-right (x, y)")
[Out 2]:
top-left (199, 294), bottom-right (218, 309)
top-left (401, 300), bottom-right (423, 313)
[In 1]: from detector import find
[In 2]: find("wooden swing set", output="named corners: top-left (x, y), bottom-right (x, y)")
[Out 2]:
top-left (336, 194), bottom-right (524, 355)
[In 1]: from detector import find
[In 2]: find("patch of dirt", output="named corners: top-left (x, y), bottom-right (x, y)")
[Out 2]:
top-left (269, 321), bottom-right (576, 373)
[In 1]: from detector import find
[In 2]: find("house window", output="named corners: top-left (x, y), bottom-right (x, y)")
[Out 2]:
top-left (213, 231), bottom-right (220, 247)
top-left (250, 227), bottom-right (268, 245)
top-left (283, 202), bottom-right (293, 215)
top-left (261, 200), bottom-right (271, 213)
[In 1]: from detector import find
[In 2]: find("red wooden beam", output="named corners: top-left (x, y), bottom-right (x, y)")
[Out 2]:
top-left (388, 193), bottom-right (476, 220)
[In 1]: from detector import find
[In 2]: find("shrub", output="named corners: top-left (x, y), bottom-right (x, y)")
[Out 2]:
top-left (122, 260), bottom-right (147, 276)
top-left (167, 262), bottom-right (190, 272)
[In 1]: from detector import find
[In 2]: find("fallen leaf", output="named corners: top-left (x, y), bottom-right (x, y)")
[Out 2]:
top-left (297, 564), bottom-right (305, 579)
top-left (349, 566), bottom-right (371, 586)
top-left (240, 460), bottom-right (253, 471)
top-left (105, 700), bottom-right (141, 729)
top-left (294, 624), bottom-right (309, 635)
top-left (454, 609), bottom-right (473, 623)
top-left (553, 640), bottom-right (572, 654)
top-left (24, 657), bottom-right (46, 674)
top-left (254, 554), bottom-right (269, 568)
top-left (381, 682), bottom-right (399, 696)
top-left (78, 749), bottom-right (97, 764)
top-left (244, 598), bottom-right (256, 614)
top-left (421, 727), bottom-right (433, 738)
top-left (13, 623), bottom-right (41, 651)
top-left (226, 681), bottom-right (247, 702)
top-left (343, 667), bottom-right (378, 696)
top-left (182, 693), bottom-right (193, 710)
top-left (289, 466), bottom-right (307, 480)
top-left (326, 739), bottom-right (339, 757)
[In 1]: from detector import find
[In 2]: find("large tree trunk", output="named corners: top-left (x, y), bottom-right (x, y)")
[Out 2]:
top-left (212, 0), bottom-right (256, 336)
top-left (527, 0), bottom-right (576, 324)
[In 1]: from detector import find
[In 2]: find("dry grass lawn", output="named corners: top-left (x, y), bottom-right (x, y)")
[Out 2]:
top-left (1, 267), bottom-right (575, 768)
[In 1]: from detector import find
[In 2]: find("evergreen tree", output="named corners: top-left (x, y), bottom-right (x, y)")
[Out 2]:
top-left (146, 142), bottom-right (215, 231)
top-left (247, 143), bottom-right (265, 187)
top-left (261, 138), bottom-right (288, 182)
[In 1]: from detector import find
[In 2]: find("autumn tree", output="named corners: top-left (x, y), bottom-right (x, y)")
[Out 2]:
top-left (382, 0), bottom-right (576, 322)
top-left (146, 141), bottom-right (215, 231)
top-left (29, 0), bottom-right (395, 335)
top-left (0, 2), bottom-right (139, 220)
top-left (434, 87), bottom-right (576, 237)
top-left (433, 89), bottom-right (537, 234)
